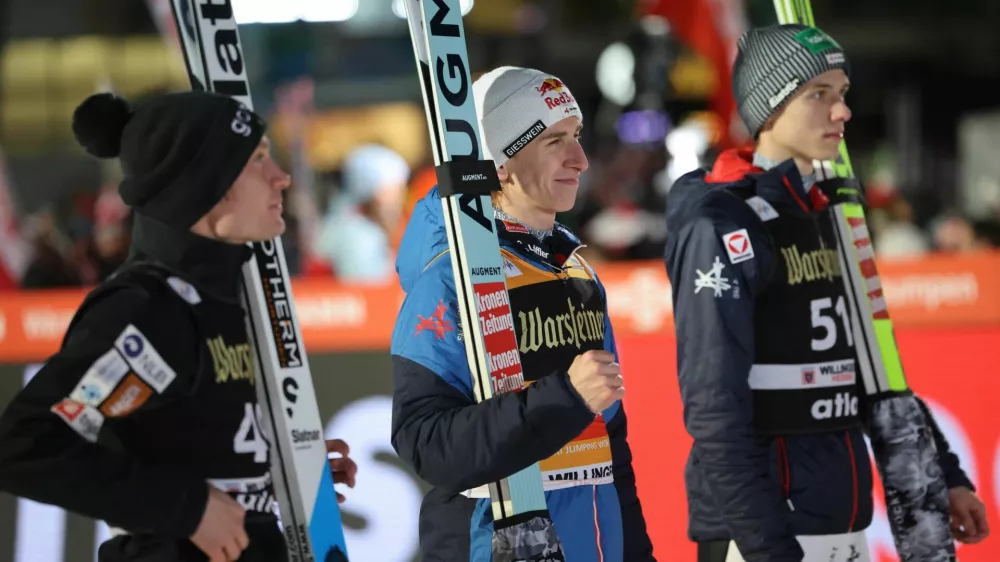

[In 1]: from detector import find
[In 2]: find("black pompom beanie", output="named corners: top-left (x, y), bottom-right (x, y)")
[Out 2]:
top-left (71, 90), bottom-right (267, 228)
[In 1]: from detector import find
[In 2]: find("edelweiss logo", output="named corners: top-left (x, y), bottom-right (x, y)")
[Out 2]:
top-left (693, 256), bottom-right (735, 298)
top-left (415, 300), bottom-right (455, 340)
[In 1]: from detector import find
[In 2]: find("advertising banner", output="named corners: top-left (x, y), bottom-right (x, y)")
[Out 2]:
top-left (1, 327), bottom-right (997, 561)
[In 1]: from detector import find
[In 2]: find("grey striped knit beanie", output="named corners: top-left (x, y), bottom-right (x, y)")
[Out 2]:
top-left (473, 66), bottom-right (583, 169)
top-left (733, 23), bottom-right (850, 138)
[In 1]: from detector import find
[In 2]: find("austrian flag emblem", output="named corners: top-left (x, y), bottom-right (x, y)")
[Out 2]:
top-left (722, 229), bottom-right (755, 264)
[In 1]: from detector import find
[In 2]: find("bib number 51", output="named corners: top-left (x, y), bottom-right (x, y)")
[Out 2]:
top-left (810, 295), bottom-right (854, 351)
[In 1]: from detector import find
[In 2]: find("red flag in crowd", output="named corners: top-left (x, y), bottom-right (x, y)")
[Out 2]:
top-left (639, 0), bottom-right (749, 147)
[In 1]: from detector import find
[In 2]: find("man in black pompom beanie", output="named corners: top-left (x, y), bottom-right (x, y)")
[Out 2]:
top-left (0, 89), bottom-right (359, 562)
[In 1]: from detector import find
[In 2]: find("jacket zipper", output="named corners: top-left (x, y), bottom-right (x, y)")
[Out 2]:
top-left (845, 431), bottom-right (859, 531)
top-left (776, 436), bottom-right (794, 511)
top-left (592, 485), bottom-right (604, 562)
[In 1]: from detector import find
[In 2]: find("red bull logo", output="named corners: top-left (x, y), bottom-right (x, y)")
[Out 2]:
top-left (537, 78), bottom-right (576, 112)
top-left (536, 78), bottom-right (565, 96)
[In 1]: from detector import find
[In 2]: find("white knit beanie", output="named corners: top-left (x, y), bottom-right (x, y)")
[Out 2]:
top-left (472, 66), bottom-right (583, 169)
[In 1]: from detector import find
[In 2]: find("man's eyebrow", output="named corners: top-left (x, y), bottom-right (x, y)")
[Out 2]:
top-left (540, 125), bottom-right (583, 140)
top-left (813, 81), bottom-right (850, 91)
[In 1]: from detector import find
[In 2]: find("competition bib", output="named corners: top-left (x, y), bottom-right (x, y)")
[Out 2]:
top-left (538, 414), bottom-right (613, 490)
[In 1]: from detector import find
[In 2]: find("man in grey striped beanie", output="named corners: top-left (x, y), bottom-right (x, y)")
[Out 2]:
top-left (733, 23), bottom-right (852, 173)
top-left (663, 22), bottom-right (982, 562)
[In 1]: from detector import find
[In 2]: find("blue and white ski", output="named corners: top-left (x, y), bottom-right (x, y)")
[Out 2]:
top-left (402, 1), bottom-right (566, 560)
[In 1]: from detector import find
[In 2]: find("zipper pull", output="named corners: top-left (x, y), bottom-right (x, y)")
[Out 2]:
top-left (786, 498), bottom-right (795, 512)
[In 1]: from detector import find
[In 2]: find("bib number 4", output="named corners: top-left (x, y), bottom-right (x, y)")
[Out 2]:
top-left (810, 296), bottom-right (854, 351)
top-left (234, 402), bottom-right (269, 463)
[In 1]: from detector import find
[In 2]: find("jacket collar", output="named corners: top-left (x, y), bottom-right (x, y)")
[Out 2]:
top-left (496, 217), bottom-right (583, 269)
top-left (705, 148), bottom-right (828, 213)
top-left (126, 212), bottom-right (252, 303)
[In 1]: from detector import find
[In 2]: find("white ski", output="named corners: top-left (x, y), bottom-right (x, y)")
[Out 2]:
top-left (166, 1), bottom-right (349, 561)
top-left (402, 0), bottom-right (566, 560)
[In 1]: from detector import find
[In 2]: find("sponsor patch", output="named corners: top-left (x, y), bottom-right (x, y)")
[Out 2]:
top-left (51, 399), bottom-right (104, 443)
top-left (503, 258), bottom-right (522, 278)
top-left (502, 120), bottom-right (546, 159)
top-left (414, 300), bottom-right (454, 341)
top-left (230, 104), bottom-right (253, 137)
top-left (167, 276), bottom-right (202, 305)
top-left (114, 325), bottom-right (176, 393)
top-left (826, 52), bottom-right (845, 65)
top-left (745, 196), bottom-right (779, 222)
top-left (693, 256), bottom-right (737, 298)
top-left (768, 78), bottom-right (800, 109)
top-left (502, 220), bottom-right (530, 235)
top-left (794, 27), bottom-right (841, 54)
top-left (68, 349), bottom-right (130, 407)
top-left (100, 374), bottom-right (153, 417)
top-left (722, 229), bottom-right (755, 264)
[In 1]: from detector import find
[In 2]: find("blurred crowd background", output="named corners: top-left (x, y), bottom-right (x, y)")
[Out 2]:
top-left (1, 0), bottom-right (1000, 292)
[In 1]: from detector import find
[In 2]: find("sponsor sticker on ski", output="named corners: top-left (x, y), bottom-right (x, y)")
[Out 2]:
top-left (474, 282), bottom-right (525, 394)
top-left (51, 398), bottom-right (104, 443)
top-left (722, 229), bottom-right (755, 264)
top-left (114, 325), bottom-right (176, 393)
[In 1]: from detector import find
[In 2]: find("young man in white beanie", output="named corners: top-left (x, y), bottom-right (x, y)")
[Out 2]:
top-left (663, 23), bottom-right (987, 562)
top-left (389, 66), bottom-right (656, 561)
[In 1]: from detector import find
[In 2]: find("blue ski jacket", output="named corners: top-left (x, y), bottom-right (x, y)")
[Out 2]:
top-left (389, 187), bottom-right (655, 562)
top-left (663, 149), bottom-right (974, 561)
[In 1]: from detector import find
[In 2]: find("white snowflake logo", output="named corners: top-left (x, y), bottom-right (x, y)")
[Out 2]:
top-left (694, 256), bottom-right (732, 297)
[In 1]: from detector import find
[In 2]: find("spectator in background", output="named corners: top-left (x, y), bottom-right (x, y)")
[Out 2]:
top-left (931, 212), bottom-right (986, 253)
top-left (871, 193), bottom-right (930, 260)
top-left (314, 144), bottom-right (409, 283)
top-left (91, 185), bottom-right (132, 281)
top-left (20, 207), bottom-right (81, 289)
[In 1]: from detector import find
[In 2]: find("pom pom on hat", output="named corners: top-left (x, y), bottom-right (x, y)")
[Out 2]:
top-left (72, 93), bottom-right (134, 158)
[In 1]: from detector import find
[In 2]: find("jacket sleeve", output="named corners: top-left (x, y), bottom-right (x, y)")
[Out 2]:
top-left (591, 266), bottom-right (655, 561)
top-left (665, 200), bottom-right (803, 562)
top-left (0, 284), bottom-right (209, 538)
top-left (917, 396), bottom-right (974, 491)
top-left (389, 263), bottom-right (596, 494)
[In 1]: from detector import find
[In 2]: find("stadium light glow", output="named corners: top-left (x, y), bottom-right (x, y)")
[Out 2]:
top-left (232, 0), bottom-right (360, 24)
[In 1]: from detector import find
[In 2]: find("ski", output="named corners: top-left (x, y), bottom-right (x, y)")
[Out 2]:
top-left (401, 1), bottom-right (566, 560)
top-left (166, 2), bottom-right (349, 561)
top-left (772, 2), bottom-right (956, 560)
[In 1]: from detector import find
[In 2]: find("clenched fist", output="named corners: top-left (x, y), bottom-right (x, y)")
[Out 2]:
top-left (568, 350), bottom-right (624, 414)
